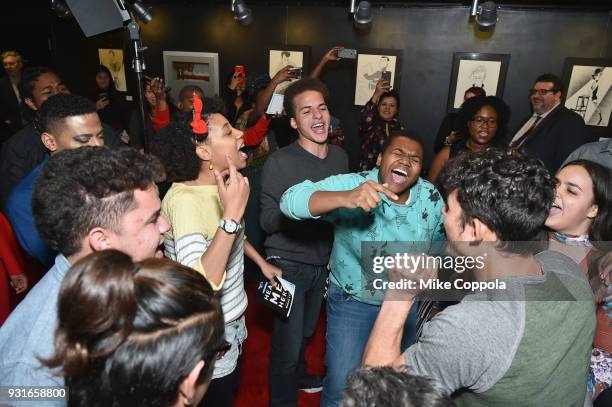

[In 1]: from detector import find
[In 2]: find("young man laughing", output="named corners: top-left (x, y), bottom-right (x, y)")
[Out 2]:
top-left (280, 131), bottom-right (445, 407)
top-left (261, 78), bottom-right (348, 406)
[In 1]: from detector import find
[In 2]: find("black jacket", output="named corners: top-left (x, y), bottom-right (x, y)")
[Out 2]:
top-left (0, 75), bottom-right (23, 143)
top-left (510, 105), bottom-right (590, 174)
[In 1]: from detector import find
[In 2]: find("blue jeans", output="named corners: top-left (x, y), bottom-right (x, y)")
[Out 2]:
top-left (321, 283), bottom-right (418, 407)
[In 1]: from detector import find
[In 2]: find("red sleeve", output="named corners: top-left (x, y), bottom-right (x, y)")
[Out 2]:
top-left (243, 115), bottom-right (271, 147)
top-left (151, 106), bottom-right (170, 132)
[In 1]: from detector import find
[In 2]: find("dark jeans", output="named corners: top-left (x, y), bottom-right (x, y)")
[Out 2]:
top-left (268, 257), bottom-right (328, 407)
top-left (199, 360), bottom-right (241, 407)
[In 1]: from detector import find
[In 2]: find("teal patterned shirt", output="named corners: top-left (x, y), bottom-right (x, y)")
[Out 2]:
top-left (280, 168), bottom-right (446, 305)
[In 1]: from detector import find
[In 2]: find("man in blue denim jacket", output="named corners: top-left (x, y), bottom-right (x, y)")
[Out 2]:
top-left (0, 147), bottom-right (169, 405)
top-left (280, 131), bottom-right (445, 407)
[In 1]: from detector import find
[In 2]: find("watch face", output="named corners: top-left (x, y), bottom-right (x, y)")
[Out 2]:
top-left (221, 219), bottom-right (239, 233)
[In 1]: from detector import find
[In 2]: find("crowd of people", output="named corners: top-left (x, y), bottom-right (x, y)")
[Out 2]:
top-left (0, 46), bottom-right (610, 407)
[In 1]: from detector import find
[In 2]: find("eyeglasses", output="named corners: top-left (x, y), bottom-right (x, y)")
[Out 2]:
top-left (529, 89), bottom-right (558, 96)
top-left (470, 117), bottom-right (498, 127)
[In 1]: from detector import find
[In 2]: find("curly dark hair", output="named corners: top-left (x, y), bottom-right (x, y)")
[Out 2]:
top-left (454, 95), bottom-right (510, 144)
top-left (438, 148), bottom-right (555, 251)
top-left (283, 78), bottom-right (329, 118)
top-left (18, 66), bottom-right (63, 122)
top-left (33, 146), bottom-right (165, 257)
top-left (18, 66), bottom-right (59, 102)
top-left (39, 93), bottom-right (97, 134)
top-left (151, 97), bottom-right (226, 182)
top-left (561, 160), bottom-right (612, 242)
top-left (341, 365), bottom-right (455, 407)
top-left (150, 120), bottom-right (202, 182)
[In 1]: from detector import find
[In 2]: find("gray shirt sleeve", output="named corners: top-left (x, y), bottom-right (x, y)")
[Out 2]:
top-left (403, 300), bottom-right (525, 396)
top-left (260, 155), bottom-right (290, 234)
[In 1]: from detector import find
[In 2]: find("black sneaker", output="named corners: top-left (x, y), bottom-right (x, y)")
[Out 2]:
top-left (298, 373), bottom-right (323, 393)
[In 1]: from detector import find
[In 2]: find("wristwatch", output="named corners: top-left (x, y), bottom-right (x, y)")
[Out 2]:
top-left (219, 218), bottom-right (242, 234)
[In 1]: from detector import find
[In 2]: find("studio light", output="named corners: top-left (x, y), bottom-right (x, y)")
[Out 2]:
top-left (351, 0), bottom-right (372, 30)
top-left (131, 0), bottom-right (153, 24)
top-left (471, 0), bottom-right (497, 32)
top-left (50, 0), bottom-right (71, 19)
top-left (232, 0), bottom-right (253, 26)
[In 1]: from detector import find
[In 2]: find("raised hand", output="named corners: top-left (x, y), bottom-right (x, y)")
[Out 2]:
top-left (150, 77), bottom-right (167, 103)
top-left (272, 65), bottom-right (293, 86)
top-left (214, 155), bottom-right (250, 221)
top-left (324, 46), bottom-right (344, 62)
top-left (344, 180), bottom-right (398, 212)
top-left (95, 97), bottom-right (110, 110)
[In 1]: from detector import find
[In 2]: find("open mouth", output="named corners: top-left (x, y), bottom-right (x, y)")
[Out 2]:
top-left (311, 122), bottom-right (326, 134)
top-left (549, 201), bottom-right (562, 216)
top-left (238, 145), bottom-right (250, 159)
top-left (390, 168), bottom-right (408, 184)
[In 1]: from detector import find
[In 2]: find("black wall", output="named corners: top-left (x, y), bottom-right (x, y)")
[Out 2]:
top-left (47, 3), bottom-right (612, 169)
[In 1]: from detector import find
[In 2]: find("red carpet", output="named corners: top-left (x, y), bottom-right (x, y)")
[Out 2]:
top-left (235, 283), bottom-right (326, 407)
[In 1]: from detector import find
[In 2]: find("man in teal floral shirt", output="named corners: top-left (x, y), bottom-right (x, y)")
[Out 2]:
top-left (280, 131), bottom-right (445, 407)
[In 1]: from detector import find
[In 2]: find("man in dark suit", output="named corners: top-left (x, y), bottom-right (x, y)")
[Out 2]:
top-left (509, 73), bottom-right (589, 174)
top-left (0, 51), bottom-right (25, 143)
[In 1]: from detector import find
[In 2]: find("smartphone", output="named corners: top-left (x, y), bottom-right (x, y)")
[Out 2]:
top-left (380, 70), bottom-right (392, 86)
top-left (337, 49), bottom-right (357, 59)
top-left (234, 65), bottom-right (245, 87)
top-left (98, 92), bottom-right (108, 100)
top-left (288, 67), bottom-right (303, 79)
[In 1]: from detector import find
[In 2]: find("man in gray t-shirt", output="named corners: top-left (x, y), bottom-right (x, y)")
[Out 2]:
top-left (364, 149), bottom-right (596, 406)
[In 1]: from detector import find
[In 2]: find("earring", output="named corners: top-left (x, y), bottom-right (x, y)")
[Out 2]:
top-left (209, 162), bottom-right (214, 171)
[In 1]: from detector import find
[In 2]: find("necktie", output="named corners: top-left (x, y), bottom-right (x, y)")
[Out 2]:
top-left (511, 115), bottom-right (542, 149)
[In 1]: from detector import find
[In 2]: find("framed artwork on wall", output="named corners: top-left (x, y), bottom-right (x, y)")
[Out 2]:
top-left (98, 48), bottom-right (127, 92)
top-left (268, 45), bottom-right (310, 94)
top-left (354, 49), bottom-right (401, 106)
top-left (162, 51), bottom-right (220, 102)
top-left (446, 52), bottom-right (510, 111)
top-left (561, 57), bottom-right (612, 128)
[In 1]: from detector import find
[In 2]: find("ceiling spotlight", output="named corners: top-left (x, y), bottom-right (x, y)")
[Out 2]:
top-left (471, 0), bottom-right (497, 32)
top-left (131, 0), bottom-right (153, 24)
top-left (351, 0), bottom-right (372, 30)
top-left (50, 0), bottom-right (71, 19)
top-left (232, 0), bottom-right (253, 26)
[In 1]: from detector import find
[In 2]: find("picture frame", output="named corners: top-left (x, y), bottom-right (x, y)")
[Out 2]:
top-left (446, 52), bottom-right (510, 111)
top-left (561, 57), bottom-right (612, 128)
top-left (162, 51), bottom-right (220, 102)
top-left (354, 49), bottom-right (402, 106)
top-left (98, 48), bottom-right (127, 92)
top-left (268, 45), bottom-right (310, 94)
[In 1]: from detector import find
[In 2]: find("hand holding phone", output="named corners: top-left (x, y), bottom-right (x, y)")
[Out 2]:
top-left (234, 65), bottom-right (245, 88)
top-left (380, 70), bottom-right (392, 86)
top-left (288, 67), bottom-right (303, 79)
top-left (337, 48), bottom-right (357, 59)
